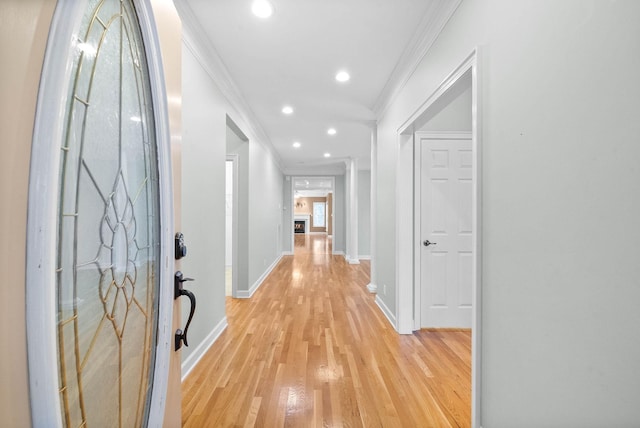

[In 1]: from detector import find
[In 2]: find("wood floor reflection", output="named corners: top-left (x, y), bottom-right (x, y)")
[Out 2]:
top-left (182, 234), bottom-right (471, 427)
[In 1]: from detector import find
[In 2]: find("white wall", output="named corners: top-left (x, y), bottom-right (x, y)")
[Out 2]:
top-left (282, 176), bottom-right (293, 253)
top-left (358, 170), bottom-right (371, 257)
top-left (181, 46), bottom-right (227, 365)
top-left (376, 0), bottom-right (640, 425)
top-left (418, 82), bottom-right (471, 132)
top-left (247, 140), bottom-right (284, 292)
top-left (333, 175), bottom-right (346, 254)
top-left (180, 30), bottom-right (284, 365)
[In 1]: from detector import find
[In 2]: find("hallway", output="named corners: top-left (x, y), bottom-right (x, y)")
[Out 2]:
top-left (182, 235), bottom-right (471, 427)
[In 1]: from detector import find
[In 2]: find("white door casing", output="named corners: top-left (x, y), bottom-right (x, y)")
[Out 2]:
top-left (416, 133), bottom-right (472, 328)
top-left (396, 49), bottom-right (481, 427)
top-left (26, 1), bottom-right (174, 426)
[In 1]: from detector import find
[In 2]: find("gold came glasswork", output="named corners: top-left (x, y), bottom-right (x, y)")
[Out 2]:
top-left (55, 1), bottom-right (161, 427)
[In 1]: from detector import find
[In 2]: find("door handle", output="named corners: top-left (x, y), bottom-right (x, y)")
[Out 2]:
top-left (423, 240), bottom-right (437, 247)
top-left (174, 271), bottom-right (196, 351)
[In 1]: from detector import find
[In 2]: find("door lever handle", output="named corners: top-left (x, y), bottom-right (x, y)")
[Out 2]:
top-left (174, 271), bottom-right (196, 351)
top-left (423, 240), bottom-right (437, 247)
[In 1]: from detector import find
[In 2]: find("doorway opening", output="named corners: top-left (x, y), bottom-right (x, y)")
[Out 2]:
top-left (396, 49), bottom-right (481, 427)
top-left (226, 116), bottom-right (247, 298)
top-left (291, 176), bottom-right (335, 255)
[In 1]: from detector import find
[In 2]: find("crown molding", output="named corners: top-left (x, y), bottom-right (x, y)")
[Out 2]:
top-left (372, 0), bottom-right (463, 120)
top-left (175, 2), bottom-right (284, 172)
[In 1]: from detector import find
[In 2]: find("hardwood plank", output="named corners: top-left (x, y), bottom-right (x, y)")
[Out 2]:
top-left (182, 234), bottom-right (471, 427)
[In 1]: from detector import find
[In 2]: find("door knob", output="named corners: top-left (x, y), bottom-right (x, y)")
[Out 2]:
top-left (423, 240), bottom-right (437, 247)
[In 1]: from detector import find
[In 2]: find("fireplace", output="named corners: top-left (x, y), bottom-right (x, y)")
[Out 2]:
top-left (294, 220), bottom-right (305, 234)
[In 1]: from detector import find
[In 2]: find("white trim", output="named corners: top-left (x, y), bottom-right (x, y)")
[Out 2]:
top-left (367, 283), bottom-right (378, 293)
top-left (395, 132), bottom-right (415, 334)
top-left (332, 251), bottom-right (345, 256)
top-left (282, 251), bottom-right (294, 256)
top-left (347, 258), bottom-right (361, 265)
top-left (358, 255), bottom-right (371, 260)
top-left (236, 254), bottom-right (283, 299)
top-left (375, 295), bottom-right (397, 330)
top-left (227, 154), bottom-right (239, 298)
top-left (394, 48), bottom-right (482, 428)
top-left (136, 1), bottom-right (175, 424)
top-left (290, 176), bottom-right (336, 254)
top-left (181, 316), bottom-right (228, 382)
top-left (26, 2), bottom-right (83, 425)
top-left (373, 0), bottom-right (463, 119)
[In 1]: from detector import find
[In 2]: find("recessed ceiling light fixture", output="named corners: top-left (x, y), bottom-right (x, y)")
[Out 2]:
top-left (282, 105), bottom-right (293, 115)
top-left (292, 142), bottom-right (301, 148)
top-left (251, 0), bottom-right (274, 18)
top-left (324, 153), bottom-right (331, 158)
top-left (327, 128), bottom-right (337, 136)
top-left (335, 70), bottom-right (350, 82)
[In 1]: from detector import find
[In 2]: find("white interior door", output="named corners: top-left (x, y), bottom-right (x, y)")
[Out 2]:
top-left (26, 1), bottom-right (174, 426)
top-left (418, 133), bottom-right (473, 328)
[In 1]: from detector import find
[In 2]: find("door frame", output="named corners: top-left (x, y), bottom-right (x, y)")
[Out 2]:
top-left (413, 131), bottom-right (472, 329)
top-left (289, 176), bottom-right (336, 251)
top-left (395, 48), bottom-right (482, 427)
top-left (25, 1), bottom-right (175, 425)
top-left (226, 154), bottom-right (239, 298)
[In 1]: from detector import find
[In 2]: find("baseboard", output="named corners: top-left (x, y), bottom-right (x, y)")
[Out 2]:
top-left (347, 258), bottom-right (360, 265)
top-left (375, 295), bottom-right (397, 331)
top-left (181, 315), bottom-right (228, 382)
top-left (358, 255), bottom-right (371, 260)
top-left (366, 282), bottom-right (377, 293)
top-left (237, 254), bottom-right (283, 299)
top-left (332, 250), bottom-right (345, 256)
top-left (282, 251), bottom-right (294, 256)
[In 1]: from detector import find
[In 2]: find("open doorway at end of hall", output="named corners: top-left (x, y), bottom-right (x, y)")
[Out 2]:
top-left (292, 176), bottom-right (335, 255)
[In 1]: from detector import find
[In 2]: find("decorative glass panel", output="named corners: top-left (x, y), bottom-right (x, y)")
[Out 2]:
top-left (55, 1), bottom-right (161, 427)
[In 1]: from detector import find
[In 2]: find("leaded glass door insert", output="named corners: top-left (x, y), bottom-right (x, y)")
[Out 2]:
top-left (54, 0), bottom-right (163, 426)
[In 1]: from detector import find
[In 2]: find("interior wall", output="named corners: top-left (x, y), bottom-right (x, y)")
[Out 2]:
top-left (418, 83), bottom-right (472, 132)
top-left (180, 44), bottom-right (227, 366)
top-left (327, 193), bottom-right (333, 236)
top-left (357, 170), bottom-right (371, 257)
top-left (375, 0), bottom-right (640, 425)
top-left (0, 1), bottom-right (55, 426)
top-left (333, 175), bottom-right (346, 254)
top-left (282, 176), bottom-right (293, 253)
top-left (247, 140), bottom-right (284, 291)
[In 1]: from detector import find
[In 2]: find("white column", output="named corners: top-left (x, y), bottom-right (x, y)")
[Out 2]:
top-left (367, 127), bottom-right (378, 293)
top-left (344, 160), bottom-right (351, 261)
top-left (348, 157), bottom-right (359, 264)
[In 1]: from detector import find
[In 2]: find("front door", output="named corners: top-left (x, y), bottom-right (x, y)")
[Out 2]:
top-left (26, 1), bottom-right (176, 426)
top-left (417, 133), bottom-right (473, 328)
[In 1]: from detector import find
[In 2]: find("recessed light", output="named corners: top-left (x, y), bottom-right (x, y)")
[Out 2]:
top-left (335, 70), bottom-right (350, 82)
top-left (327, 128), bottom-right (337, 136)
top-left (282, 105), bottom-right (293, 115)
top-left (251, 0), bottom-right (273, 18)
top-left (324, 153), bottom-right (331, 158)
top-left (292, 142), bottom-right (301, 148)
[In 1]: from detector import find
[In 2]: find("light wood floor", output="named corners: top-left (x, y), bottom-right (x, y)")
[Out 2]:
top-left (182, 234), bottom-right (471, 427)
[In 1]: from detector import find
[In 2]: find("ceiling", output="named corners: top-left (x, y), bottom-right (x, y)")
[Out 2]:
top-left (178, 0), bottom-right (458, 176)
